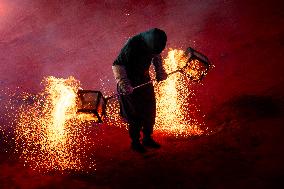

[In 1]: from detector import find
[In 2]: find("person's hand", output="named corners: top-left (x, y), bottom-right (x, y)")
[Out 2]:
top-left (153, 54), bottom-right (167, 82)
top-left (119, 80), bottom-right (134, 95)
top-left (156, 71), bottom-right (168, 82)
top-left (112, 65), bottom-right (134, 95)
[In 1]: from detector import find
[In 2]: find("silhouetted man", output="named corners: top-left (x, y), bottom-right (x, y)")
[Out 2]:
top-left (112, 28), bottom-right (167, 153)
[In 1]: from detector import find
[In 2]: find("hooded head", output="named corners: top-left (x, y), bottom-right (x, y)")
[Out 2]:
top-left (141, 28), bottom-right (167, 54)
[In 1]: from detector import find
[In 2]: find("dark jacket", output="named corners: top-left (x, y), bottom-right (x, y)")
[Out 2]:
top-left (113, 28), bottom-right (167, 87)
top-left (113, 28), bottom-right (167, 124)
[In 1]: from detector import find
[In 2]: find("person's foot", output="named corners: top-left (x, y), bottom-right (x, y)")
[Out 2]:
top-left (131, 142), bottom-right (147, 153)
top-left (142, 138), bottom-right (161, 149)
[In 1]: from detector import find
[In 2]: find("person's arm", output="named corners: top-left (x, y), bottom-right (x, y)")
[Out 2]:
top-left (152, 54), bottom-right (167, 82)
top-left (112, 42), bottom-right (133, 95)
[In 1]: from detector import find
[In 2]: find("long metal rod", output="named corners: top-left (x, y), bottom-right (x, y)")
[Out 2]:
top-left (105, 80), bottom-right (153, 101)
top-left (105, 68), bottom-right (183, 101)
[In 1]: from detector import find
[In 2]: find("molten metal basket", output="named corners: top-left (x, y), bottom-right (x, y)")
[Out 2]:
top-left (179, 47), bottom-right (211, 81)
top-left (77, 90), bottom-right (107, 123)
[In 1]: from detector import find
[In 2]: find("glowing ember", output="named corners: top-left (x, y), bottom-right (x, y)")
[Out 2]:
top-left (154, 49), bottom-right (204, 136)
top-left (184, 59), bottom-right (209, 81)
top-left (16, 76), bottom-right (96, 172)
top-left (105, 99), bottom-right (128, 129)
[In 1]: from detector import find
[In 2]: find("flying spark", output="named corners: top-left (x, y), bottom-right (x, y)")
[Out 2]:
top-left (15, 76), bottom-right (96, 172)
top-left (154, 49), bottom-right (204, 136)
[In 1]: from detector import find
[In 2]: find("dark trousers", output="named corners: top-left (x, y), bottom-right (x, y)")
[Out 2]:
top-left (118, 84), bottom-right (156, 142)
top-left (128, 117), bottom-right (154, 142)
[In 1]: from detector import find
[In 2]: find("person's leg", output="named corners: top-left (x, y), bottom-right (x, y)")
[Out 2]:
top-left (141, 85), bottom-right (160, 148)
top-left (142, 119), bottom-right (161, 149)
top-left (128, 121), bottom-right (141, 143)
top-left (142, 119), bottom-right (154, 140)
top-left (128, 120), bottom-right (146, 153)
top-left (117, 85), bottom-right (146, 152)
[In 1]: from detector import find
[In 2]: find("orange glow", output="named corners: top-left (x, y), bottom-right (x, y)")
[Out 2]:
top-left (16, 76), bottom-right (95, 172)
top-left (14, 49), bottom-right (206, 172)
top-left (154, 49), bottom-right (204, 136)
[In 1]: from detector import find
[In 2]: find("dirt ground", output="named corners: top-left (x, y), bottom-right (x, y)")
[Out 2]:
top-left (0, 0), bottom-right (284, 188)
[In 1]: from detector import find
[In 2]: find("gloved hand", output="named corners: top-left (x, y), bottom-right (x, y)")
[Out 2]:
top-left (152, 55), bottom-right (168, 82)
top-left (119, 79), bottom-right (133, 95)
top-left (156, 70), bottom-right (168, 82)
top-left (112, 65), bottom-right (134, 95)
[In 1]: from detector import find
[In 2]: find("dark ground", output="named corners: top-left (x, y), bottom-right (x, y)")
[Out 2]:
top-left (0, 0), bottom-right (284, 188)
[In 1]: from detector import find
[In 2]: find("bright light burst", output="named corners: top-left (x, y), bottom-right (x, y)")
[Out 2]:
top-left (16, 76), bottom-right (96, 172)
top-left (154, 49), bottom-right (204, 136)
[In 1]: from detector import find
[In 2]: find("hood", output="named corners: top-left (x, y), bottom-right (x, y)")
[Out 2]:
top-left (141, 28), bottom-right (167, 54)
